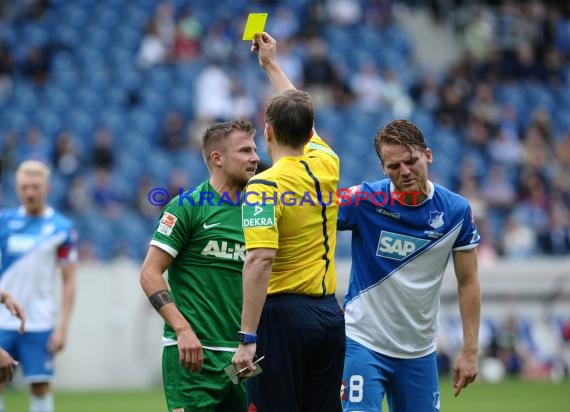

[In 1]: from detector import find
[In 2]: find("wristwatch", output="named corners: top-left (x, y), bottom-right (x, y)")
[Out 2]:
top-left (237, 331), bottom-right (257, 344)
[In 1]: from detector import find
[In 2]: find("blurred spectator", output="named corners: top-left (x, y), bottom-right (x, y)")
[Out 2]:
top-left (194, 61), bottom-right (232, 121)
top-left (410, 71), bottom-right (441, 112)
top-left (458, 173), bottom-right (487, 222)
top-left (91, 128), bottom-right (115, 171)
top-left (491, 314), bottom-right (527, 376)
top-left (161, 111), bottom-right (186, 152)
top-left (463, 8), bottom-right (495, 62)
top-left (326, 0), bottom-right (362, 26)
top-left (495, 0), bottom-right (527, 51)
top-left (298, 2), bottom-right (327, 39)
top-left (510, 42), bottom-right (544, 81)
top-left (499, 214), bottom-right (537, 258)
top-left (542, 47), bottom-right (566, 86)
top-left (0, 132), bottom-right (19, 173)
top-left (302, 37), bottom-right (338, 107)
top-left (202, 21), bottom-right (233, 63)
top-left (436, 83), bottom-right (468, 130)
top-left (487, 129), bottom-right (523, 167)
top-left (91, 169), bottom-right (122, 214)
top-left (350, 60), bottom-right (385, 113)
top-left (0, 40), bottom-right (13, 95)
top-left (137, 22), bottom-right (169, 69)
top-left (65, 175), bottom-right (92, 216)
top-left (362, 0), bottom-right (395, 28)
top-left (515, 180), bottom-right (550, 235)
top-left (465, 115), bottom-right (492, 159)
top-left (521, 126), bottom-right (553, 172)
top-left (134, 174), bottom-right (161, 221)
top-left (470, 82), bottom-right (501, 128)
top-left (7, 0), bottom-right (49, 21)
top-left (153, 0), bottom-right (177, 51)
top-left (52, 131), bottom-right (82, 181)
top-left (497, 104), bottom-right (521, 142)
top-left (481, 164), bottom-right (517, 224)
top-left (380, 68), bottom-right (413, 117)
top-left (21, 46), bottom-right (50, 86)
top-left (172, 8), bottom-right (201, 61)
top-left (531, 109), bottom-right (554, 144)
top-left (537, 206), bottom-right (570, 255)
top-left (21, 127), bottom-right (50, 162)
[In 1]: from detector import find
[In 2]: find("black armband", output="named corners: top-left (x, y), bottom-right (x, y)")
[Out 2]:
top-left (149, 290), bottom-right (173, 312)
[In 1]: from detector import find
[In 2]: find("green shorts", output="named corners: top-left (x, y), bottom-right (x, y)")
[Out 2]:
top-left (162, 345), bottom-right (245, 412)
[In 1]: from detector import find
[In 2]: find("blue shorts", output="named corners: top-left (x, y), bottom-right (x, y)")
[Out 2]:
top-left (0, 329), bottom-right (54, 383)
top-left (342, 337), bottom-right (439, 412)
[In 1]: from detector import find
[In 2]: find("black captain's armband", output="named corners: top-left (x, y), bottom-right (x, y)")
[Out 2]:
top-left (149, 289), bottom-right (173, 312)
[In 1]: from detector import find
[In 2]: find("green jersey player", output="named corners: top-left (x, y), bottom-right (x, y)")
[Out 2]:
top-left (140, 120), bottom-right (259, 412)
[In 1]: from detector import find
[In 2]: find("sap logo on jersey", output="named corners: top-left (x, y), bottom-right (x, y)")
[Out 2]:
top-left (376, 231), bottom-right (430, 260)
top-left (7, 234), bottom-right (38, 254)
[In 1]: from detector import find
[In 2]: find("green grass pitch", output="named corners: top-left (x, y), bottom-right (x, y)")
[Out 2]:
top-left (4, 379), bottom-right (569, 411)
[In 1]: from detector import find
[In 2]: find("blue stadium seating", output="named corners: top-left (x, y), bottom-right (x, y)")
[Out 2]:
top-left (0, 0), bottom-right (568, 261)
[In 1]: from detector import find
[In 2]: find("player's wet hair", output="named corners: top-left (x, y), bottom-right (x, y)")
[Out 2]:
top-left (265, 89), bottom-right (313, 149)
top-left (374, 119), bottom-right (428, 163)
top-left (201, 119), bottom-right (256, 168)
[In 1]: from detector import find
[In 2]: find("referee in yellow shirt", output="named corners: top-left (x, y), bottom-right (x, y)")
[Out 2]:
top-left (232, 33), bottom-right (345, 412)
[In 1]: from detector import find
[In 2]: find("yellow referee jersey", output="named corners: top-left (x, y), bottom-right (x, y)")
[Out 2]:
top-left (241, 132), bottom-right (339, 296)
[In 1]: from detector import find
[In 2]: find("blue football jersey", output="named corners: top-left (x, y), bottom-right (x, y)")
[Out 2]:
top-left (338, 179), bottom-right (479, 358)
top-left (0, 207), bottom-right (77, 331)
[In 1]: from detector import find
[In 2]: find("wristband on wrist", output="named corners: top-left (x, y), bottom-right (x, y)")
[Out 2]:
top-left (237, 331), bottom-right (257, 344)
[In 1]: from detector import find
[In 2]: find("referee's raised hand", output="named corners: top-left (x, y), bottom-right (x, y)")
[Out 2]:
top-left (252, 32), bottom-right (276, 70)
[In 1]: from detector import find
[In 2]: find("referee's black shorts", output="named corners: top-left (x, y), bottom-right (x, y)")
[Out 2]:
top-left (246, 293), bottom-right (345, 412)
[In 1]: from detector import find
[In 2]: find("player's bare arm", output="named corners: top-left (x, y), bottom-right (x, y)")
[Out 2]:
top-left (140, 246), bottom-right (203, 372)
top-left (49, 263), bottom-right (76, 354)
top-left (0, 292), bottom-right (25, 334)
top-left (232, 247), bottom-right (275, 373)
top-left (452, 248), bottom-right (480, 397)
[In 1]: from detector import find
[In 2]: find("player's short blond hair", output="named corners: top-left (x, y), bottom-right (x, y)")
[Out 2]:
top-left (16, 160), bottom-right (51, 182)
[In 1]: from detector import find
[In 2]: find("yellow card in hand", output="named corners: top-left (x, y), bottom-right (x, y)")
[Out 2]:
top-left (243, 13), bottom-right (268, 40)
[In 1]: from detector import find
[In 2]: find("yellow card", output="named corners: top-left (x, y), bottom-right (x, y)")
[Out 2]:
top-left (242, 13), bottom-right (268, 41)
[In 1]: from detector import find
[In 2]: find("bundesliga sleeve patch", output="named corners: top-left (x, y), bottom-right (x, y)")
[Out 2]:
top-left (242, 204), bottom-right (275, 228)
top-left (157, 212), bottom-right (177, 236)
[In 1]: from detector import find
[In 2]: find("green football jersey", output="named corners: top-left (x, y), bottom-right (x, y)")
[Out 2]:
top-left (150, 181), bottom-right (245, 349)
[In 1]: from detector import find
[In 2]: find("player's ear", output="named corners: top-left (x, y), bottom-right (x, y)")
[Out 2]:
top-left (264, 123), bottom-right (273, 144)
top-left (211, 150), bottom-right (223, 167)
top-left (425, 148), bottom-right (433, 164)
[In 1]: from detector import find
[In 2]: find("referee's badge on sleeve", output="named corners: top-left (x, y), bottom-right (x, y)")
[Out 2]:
top-left (242, 204), bottom-right (275, 228)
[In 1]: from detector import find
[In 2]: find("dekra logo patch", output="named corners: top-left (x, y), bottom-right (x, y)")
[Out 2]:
top-left (376, 231), bottom-right (430, 260)
top-left (242, 204), bottom-right (275, 228)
